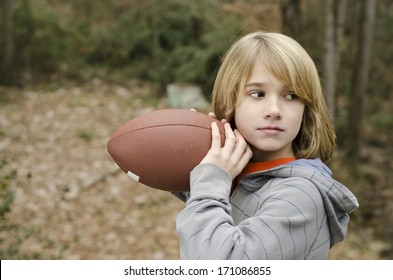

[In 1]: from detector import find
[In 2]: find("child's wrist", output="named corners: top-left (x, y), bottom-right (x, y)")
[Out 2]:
top-left (190, 163), bottom-right (232, 198)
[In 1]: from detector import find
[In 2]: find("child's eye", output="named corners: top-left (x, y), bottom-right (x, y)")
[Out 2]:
top-left (284, 92), bottom-right (299, 100)
top-left (249, 91), bottom-right (265, 99)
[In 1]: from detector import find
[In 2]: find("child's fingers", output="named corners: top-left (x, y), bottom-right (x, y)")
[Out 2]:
top-left (202, 122), bottom-right (251, 180)
top-left (232, 130), bottom-right (247, 156)
top-left (208, 112), bottom-right (216, 118)
top-left (231, 131), bottom-right (250, 161)
top-left (233, 130), bottom-right (253, 167)
top-left (210, 122), bottom-right (222, 150)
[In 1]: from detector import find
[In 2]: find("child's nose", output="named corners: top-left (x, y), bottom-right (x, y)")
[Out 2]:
top-left (263, 97), bottom-right (282, 120)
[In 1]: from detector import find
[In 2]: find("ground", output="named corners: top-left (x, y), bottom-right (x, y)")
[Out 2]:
top-left (0, 80), bottom-right (383, 259)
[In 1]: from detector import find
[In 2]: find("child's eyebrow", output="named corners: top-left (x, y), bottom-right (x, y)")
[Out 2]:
top-left (245, 82), bottom-right (291, 92)
top-left (245, 82), bottom-right (265, 88)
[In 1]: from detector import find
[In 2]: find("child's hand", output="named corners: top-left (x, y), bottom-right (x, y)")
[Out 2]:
top-left (200, 122), bottom-right (253, 180)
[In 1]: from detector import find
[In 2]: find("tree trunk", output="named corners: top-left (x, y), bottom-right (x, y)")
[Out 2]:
top-left (1, 0), bottom-right (14, 84)
top-left (280, 0), bottom-right (302, 41)
top-left (323, 0), bottom-right (336, 117)
top-left (322, 0), bottom-right (348, 118)
top-left (347, 0), bottom-right (376, 169)
top-left (334, 0), bottom-right (347, 75)
top-left (151, 0), bottom-right (164, 96)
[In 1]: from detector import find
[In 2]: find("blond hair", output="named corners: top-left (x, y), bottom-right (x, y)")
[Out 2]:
top-left (211, 31), bottom-right (336, 162)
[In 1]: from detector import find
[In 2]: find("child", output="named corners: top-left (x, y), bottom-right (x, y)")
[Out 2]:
top-left (175, 31), bottom-right (359, 259)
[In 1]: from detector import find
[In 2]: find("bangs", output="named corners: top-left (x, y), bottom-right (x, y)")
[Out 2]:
top-left (255, 38), bottom-right (315, 104)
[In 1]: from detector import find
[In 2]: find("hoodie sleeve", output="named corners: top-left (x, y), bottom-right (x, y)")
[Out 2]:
top-left (176, 163), bottom-right (329, 259)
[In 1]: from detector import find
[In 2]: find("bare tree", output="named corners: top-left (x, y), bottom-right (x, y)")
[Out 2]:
top-left (323, 0), bottom-right (336, 117)
top-left (150, 0), bottom-right (164, 96)
top-left (280, 0), bottom-right (302, 40)
top-left (322, 0), bottom-right (348, 118)
top-left (347, 0), bottom-right (377, 168)
top-left (1, 0), bottom-right (14, 84)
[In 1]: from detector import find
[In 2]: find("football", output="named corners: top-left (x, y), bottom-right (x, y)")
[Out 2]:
top-left (107, 109), bottom-right (225, 192)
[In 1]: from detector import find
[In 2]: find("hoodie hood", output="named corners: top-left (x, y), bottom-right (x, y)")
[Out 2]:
top-left (241, 158), bottom-right (359, 247)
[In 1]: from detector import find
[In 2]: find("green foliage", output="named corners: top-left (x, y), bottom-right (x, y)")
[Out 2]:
top-left (77, 129), bottom-right (93, 142)
top-left (1, 0), bottom-right (241, 89)
top-left (0, 158), bottom-right (54, 259)
top-left (86, 0), bottom-right (241, 93)
top-left (0, 158), bottom-right (20, 259)
top-left (0, 159), bottom-right (16, 219)
top-left (12, 1), bottom-right (66, 73)
top-left (3, 0), bottom-right (92, 79)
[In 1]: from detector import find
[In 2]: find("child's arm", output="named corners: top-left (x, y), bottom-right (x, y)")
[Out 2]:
top-left (176, 164), bottom-right (327, 259)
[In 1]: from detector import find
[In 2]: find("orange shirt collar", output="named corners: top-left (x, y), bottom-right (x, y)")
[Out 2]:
top-left (234, 157), bottom-right (296, 193)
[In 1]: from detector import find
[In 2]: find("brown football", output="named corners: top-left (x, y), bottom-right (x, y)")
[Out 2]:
top-left (107, 109), bottom-right (225, 192)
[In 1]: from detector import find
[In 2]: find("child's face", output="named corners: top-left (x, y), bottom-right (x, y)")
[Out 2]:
top-left (234, 61), bottom-right (305, 162)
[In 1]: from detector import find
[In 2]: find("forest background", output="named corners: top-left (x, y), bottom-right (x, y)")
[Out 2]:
top-left (0, 0), bottom-right (392, 259)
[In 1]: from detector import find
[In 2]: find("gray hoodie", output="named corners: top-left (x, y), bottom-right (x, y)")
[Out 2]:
top-left (176, 158), bottom-right (359, 259)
